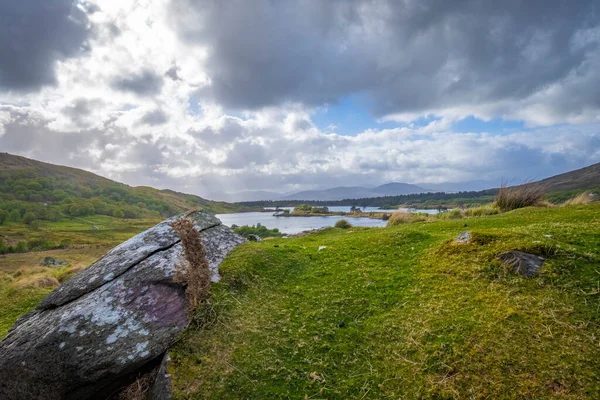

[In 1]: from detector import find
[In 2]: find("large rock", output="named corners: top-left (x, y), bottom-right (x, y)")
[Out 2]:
top-left (496, 250), bottom-right (544, 277)
top-left (0, 211), bottom-right (245, 400)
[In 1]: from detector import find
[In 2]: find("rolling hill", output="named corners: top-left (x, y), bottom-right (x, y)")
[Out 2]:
top-left (0, 152), bottom-right (252, 222)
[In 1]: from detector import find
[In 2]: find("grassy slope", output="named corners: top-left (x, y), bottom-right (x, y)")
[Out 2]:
top-left (171, 204), bottom-right (600, 399)
top-left (0, 152), bottom-right (252, 214)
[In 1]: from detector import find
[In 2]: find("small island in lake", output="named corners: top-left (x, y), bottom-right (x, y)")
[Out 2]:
top-left (274, 204), bottom-right (391, 220)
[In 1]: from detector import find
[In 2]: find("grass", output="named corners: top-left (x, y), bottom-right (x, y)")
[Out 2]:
top-left (170, 204), bottom-right (600, 399)
top-left (562, 191), bottom-right (595, 206)
top-left (495, 182), bottom-right (546, 212)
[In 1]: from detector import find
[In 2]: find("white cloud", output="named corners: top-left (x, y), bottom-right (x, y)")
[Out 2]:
top-left (0, 0), bottom-right (599, 197)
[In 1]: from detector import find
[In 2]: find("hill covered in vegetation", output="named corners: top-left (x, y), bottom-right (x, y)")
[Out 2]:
top-left (238, 162), bottom-right (600, 209)
top-left (170, 203), bottom-right (600, 398)
top-left (0, 152), bottom-right (253, 225)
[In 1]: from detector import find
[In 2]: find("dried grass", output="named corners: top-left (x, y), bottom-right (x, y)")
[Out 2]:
top-left (494, 181), bottom-right (545, 211)
top-left (170, 216), bottom-right (211, 309)
top-left (119, 370), bottom-right (156, 400)
top-left (386, 212), bottom-right (413, 226)
top-left (562, 191), bottom-right (594, 206)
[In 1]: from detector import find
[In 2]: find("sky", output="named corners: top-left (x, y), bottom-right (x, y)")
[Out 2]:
top-left (0, 0), bottom-right (599, 198)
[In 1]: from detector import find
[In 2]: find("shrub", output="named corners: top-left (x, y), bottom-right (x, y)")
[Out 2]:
top-left (494, 182), bottom-right (545, 212)
top-left (233, 224), bottom-right (281, 238)
top-left (334, 219), bottom-right (352, 229)
top-left (14, 241), bottom-right (28, 253)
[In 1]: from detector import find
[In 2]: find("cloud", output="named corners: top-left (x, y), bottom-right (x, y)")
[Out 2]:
top-left (0, 0), bottom-right (90, 92)
top-left (139, 109), bottom-right (169, 126)
top-left (0, 0), bottom-right (599, 198)
top-left (171, 0), bottom-right (600, 125)
top-left (2, 104), bottom-right (599, 196)
top-left (111, 70), bottom-right (164, 95)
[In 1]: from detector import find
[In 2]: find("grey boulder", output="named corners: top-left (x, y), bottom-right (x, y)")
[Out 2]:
top-left (0, 211), bottom-right (245, 400)
top-left (455, 231), bottom-right (471, 244)
top-left (496, 250), bottom-right (544, 277)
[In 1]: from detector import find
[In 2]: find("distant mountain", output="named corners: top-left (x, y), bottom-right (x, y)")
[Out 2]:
top-left (281, 182), bottom-right (430, 201)
top-left (0, 152), bottom-right (250, 219)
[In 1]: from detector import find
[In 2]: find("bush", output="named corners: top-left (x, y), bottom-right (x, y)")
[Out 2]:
top-left (334, 219), bottom-right (352, 229)
top-left (495, 182), bottom-right (545, 212)
top-left (233, 224), bottom-right (282, 238)
top-left (14, 241), bottom-right (28, 253)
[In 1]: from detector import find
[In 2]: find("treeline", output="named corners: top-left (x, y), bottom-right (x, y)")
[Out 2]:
top-left (236, 190), bottom-right (498, 208)
top-left (0, 169), bottom-right (180, 225)
top-left (0, 236), bottom-right (72, 255)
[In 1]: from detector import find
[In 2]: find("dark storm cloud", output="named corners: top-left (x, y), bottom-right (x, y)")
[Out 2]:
top-left (111, 70), bottom-right (164, 95)
top-left (0, 0), bottom-right (90, 92)
top-left (172, 0), bottom-right (600, 118)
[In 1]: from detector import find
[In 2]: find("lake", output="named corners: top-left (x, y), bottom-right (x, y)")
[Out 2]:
top-left (216, 206), bottom-right (439, 235)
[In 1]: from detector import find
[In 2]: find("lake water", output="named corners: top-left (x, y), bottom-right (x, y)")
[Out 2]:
top-left (216, 206), bottom-right (439, 235)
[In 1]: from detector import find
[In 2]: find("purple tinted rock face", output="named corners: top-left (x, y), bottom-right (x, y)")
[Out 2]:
top-left (0, 211), bottom-right (245, 400)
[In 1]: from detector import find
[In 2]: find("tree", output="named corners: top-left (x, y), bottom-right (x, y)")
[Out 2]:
top-left (8, 210), bottom-right (21, 223)
top-left (113, 209), bottom-right (125, 218)
top-left (23, 212), bottom-right (38, 224)
top-left (0, 210), bottom-right (7, 225)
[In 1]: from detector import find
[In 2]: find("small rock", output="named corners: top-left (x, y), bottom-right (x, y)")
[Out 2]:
top-left (247, 234), bottom-right (262, 242)
top-left (40, 257), bottom-right (68, 267)
top-left (455, 231), bottom-right (471, 244)
top-left (496, 250), bottom-right (544, 277)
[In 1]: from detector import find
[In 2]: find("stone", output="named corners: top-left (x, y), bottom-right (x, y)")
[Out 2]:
top-left (247, 234), bottom-right (262, 242)
top-left (496, 250), bottom-right (544, 277)
top-left (150, 353), bottom-right (172, 400)
top-left (455, 231), bottom-right (471, 244)
top-left (41, 257), bottom-right (68, 267)
top-left (0, 211), bottom-right (245, 400)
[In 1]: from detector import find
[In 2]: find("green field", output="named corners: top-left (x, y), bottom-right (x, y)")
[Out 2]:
top-left (170, 204), bottom-right (600, 399)
top-left (1, 204), bottom-right (599, 398)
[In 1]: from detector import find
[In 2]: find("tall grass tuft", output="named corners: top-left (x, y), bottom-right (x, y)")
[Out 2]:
top-left (386, 212), bottom-right (413, 226)
top-left (494, 181), bottom-right (545, 212)
top-left (562, 191), bottom-right (595, 206)
top-left (464, 204), bottom-right (500, 217)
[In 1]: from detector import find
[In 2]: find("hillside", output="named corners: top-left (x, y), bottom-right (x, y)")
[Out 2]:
top-left (169, 204), bottom-right (600, 398)
top-left (0, 152), bottom-right (251, 221)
